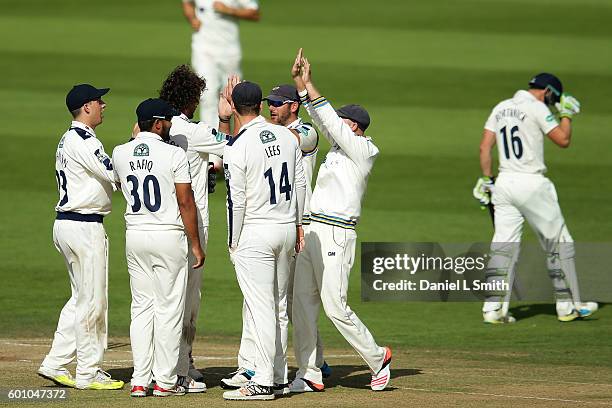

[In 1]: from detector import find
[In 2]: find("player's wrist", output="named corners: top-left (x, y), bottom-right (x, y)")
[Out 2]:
top-left (219, 115), bottom-right (231, 123)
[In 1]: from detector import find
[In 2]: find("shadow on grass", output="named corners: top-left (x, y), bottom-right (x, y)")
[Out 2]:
top-left (509, 302), bottom-right (607, 321)
top-left (107, 364), bottom-right (423, 392)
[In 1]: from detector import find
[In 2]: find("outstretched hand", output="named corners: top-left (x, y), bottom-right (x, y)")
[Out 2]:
top-left (219, 74), bottom-right (241, 118)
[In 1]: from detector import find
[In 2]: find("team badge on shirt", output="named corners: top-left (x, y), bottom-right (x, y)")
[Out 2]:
top-left (134, 143), bottom-right (149, 157)
top-left (259, 130), bottom-right (276, 144)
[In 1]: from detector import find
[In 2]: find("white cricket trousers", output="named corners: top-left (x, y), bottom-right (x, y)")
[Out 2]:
top-left (127, 229), bottom-right (188, 389)
top-left (176, 225), bottom-right (208, 377)
top-left (191, 48), bottom-right (241, 128)
top-left (483, 172), bottom-right (582, 315)
top-left (232, 223), bottom-right (295, 387)
top-left (237, 224), bottom-right (325, 384)
top-left (292, 222), bottom-right (385, 385)
top-left (42, 219), bottom-right (108, 381)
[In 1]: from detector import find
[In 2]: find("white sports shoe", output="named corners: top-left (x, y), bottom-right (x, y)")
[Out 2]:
top-left (558, 301), bottom-right (599, 322)
top-left (370, 346), bottom-right (392, 391)
top-left (177, 375), bottom-right (206, 393)
top-left (223, 381), bottom-right (274, 400)
top-left (220, 368), bottom-right (255, 390)
top-left (483, 309), bottom-right (516, 324)
top-left (75, 370), bottom-right (124, 390)
top-left (37, 366), bottom-right (75, 388)
top-left (288, 377), bottom-right (324, 393)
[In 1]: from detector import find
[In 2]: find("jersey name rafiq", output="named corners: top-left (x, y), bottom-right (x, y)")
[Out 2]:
top-left (130, 143), bottom-right (153, 172)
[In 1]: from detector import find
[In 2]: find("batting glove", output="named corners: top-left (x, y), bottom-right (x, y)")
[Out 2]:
top-left (555, 93), bottom-right (581, 119)
top-left (473, 176), bottom-right (494, 206)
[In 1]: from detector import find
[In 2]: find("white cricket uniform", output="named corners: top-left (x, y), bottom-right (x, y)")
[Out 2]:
top-left (186, 0), bottom-right (259, 127)
top-left (112, 132), bottom-right (192, 389)
top-left (169, 114), bottom-right (228, 376)
top-left (224, 115), bottom-right (306, 387)
top-left (482, 90), bottom-right (582, 316)
top-left (235, 117), bottom-right (321, 382)
top-left (292, 95), bottom-right (386, 385)
top-left (41, 121), bottom-right (115, 383)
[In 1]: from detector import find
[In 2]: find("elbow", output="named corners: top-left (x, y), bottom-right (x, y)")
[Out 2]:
top-left (249, 10), bottom-right (261, 21)
top-left (558, 139), bottom-right (571, 148)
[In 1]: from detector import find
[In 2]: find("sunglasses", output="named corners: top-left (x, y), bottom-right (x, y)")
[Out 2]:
top-left (267, 100), bottom-right (292, 108)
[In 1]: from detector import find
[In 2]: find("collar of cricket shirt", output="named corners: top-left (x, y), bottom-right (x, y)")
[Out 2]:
top-left (135, 131), bottom-right (163, 141)
top-left (71, 121), bottom-right (96, 137)
top-left (287, 117), bottom-right (302, 129)
top-left (515, 89), bottom-right (537, 102)
top-left (237, 115), bottom-right (266, 134)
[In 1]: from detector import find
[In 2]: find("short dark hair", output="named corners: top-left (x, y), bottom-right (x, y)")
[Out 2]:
top-left (235, 103), bottom-right (260, 116)
top-left (159, 65), bottom-right (206, 112)
top-left (70, 107), bottom-right (81, 118)
top-left (138, 119), bottom-right (156, 132)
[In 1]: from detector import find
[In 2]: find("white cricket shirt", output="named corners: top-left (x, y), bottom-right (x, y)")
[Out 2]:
top-left (112, 132), bottom-right (191, 231)
top-left (169, 114), bottom-right (228, 226)
top-left (223, 116), bottom-right (306, 248)
top-left (485, 90), bottom-right (559, 175)
top-left (187, 0), bottom-right (259, 57)
top-left (302, 96), bottom-right (379, 230)
top-left (287, 117), bottom-right (318, 222)
top-left (54, 121), bottom-right (115, 215)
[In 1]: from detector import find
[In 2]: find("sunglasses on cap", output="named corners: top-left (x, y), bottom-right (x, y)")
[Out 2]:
top-left (267, 99), bottom-right (293, 108)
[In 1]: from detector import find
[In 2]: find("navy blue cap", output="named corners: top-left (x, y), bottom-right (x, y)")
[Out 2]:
top-left (136, 98), bottom-right (180, 122)
top-left (265, 84), bottom-right (299, 103)
top-left (232, 81), bottom-right (262, 107)
top-left (529, 73), bottom-right (563, 103)
top-left (336, 104), bottom-right (370, 131)
top-left (66, 84), bottom-right (109, 112)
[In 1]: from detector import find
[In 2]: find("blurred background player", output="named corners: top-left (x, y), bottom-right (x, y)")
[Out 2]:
top-left (38, 84), bottom-right (124, 391)
top-left (221, 81), bottom-right (306, 400)
top-left (290, 50), bottom-right (392, 393)
top-left (113, 98), bottom-right (205, 397)
top-left (159, 65), bottom-right (231, 392)
top-left (474, 73), bottom-right (598, 324)
top-left (181, 0), bottom-right (260, 128)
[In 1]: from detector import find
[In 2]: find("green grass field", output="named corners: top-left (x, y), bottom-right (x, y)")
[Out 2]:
top-left (1, 0), bottom-right (612, 406)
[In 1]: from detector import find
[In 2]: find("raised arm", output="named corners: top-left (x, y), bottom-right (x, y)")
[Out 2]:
top-left (190, 122), bottom-right (229, 156)
top-left (546, 94), bottom-right (580, 148)
top-left (292, 49), bottom-right (377, 164)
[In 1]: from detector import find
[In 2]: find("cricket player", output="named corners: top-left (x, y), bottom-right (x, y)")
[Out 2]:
top-left (182, 0), bottom-right (260, 127)
top-left (222, 81), bottom-right (306, 400)
top-left (159, 65), bottom-right (231, 392)
top-left (289, 50), bottom-right (392, 392)
top-left (474, 73), bottom-right (598, 323)
top-left (113, 98), bottom-right (205, 397)
top-left (38, 84), bottom-right (124, 391)
top-left (221, 84), bottom-right (328, 393)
